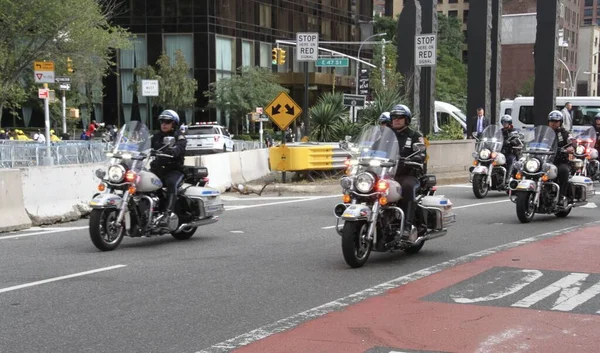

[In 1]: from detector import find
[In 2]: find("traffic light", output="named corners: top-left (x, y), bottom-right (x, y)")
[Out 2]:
top-left (277, 49), bottom-right (286, 65)
top-left (271, 48), bottom-right (279, 65)
top-left (67, 57), bottom-right (74, 73)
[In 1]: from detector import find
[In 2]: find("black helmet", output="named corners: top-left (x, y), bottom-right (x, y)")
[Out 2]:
top-left (500, 115), bottom-right (512, 125)
top-left (548, 110), bottom-right (563, 122)
top-left (595, 112), bottom-right (600, 121)
top-left (389, 104), bottom-right (412, 124)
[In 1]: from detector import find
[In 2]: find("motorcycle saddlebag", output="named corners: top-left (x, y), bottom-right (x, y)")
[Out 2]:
top-left (183, 166), bottom-right (209, 184)
top-left (570, 175), bottom-right (595, 202)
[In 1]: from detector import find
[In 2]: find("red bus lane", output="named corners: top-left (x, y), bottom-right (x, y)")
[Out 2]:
top-left (232, 225), bottom-right (600, 353)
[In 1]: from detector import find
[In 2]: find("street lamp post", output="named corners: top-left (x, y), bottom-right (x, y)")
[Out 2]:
top-left (355, 33), bottom-right (386, 95)
top-left (558, 50), bottom-right (600, 97)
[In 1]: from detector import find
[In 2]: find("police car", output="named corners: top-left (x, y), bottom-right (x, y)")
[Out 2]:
top-left (185, 122), bottom-right (235, 155)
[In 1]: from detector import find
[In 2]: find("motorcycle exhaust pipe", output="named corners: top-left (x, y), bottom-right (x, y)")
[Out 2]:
top-left (421, 229), bottom-right (447, 242)
top-left (175, 216), bottom-right (219, 233)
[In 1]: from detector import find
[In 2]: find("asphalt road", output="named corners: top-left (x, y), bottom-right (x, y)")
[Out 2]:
top-left (0, 184), bottom-right (598, 353)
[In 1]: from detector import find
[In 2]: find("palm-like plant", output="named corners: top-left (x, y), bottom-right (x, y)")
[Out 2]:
top-left (309, 92), bottom-right (347, 142)
top-left (357, 88), bottom-right (403, 129)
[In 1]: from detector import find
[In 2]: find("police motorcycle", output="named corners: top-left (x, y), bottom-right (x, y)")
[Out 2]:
top-left (509, 125), bottom-right (595, 223)
top-left (571, 127), bottom-right (599, 179)
top-left (89, 121), bottom-right (224, 251)
top-left (333, 125), bottom-right (456, 268)
top-left (469, 125), bottom-right (512, 198)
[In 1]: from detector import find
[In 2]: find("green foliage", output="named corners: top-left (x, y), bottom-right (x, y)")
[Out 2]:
top-left (369, 40), bottom-right (404, 94)
top-left (373, 15), bottom-right (398, 42)
top-left (517, 75), bottom-right (535, 96)
top-left (309, 92), bottom-right (348, 142)
top-left (0, 0), bottom-right (132, 125)
top-left (204, 66), bottom-right (287, 133)
top-left (357, 88), bottom-right (403, 128)
top-left (132, 49), bottom-right (198, 112)
top-left (436, 13), bottom-right (467, 112)
top-left (236, 134), bottom-right (254, 141)
top-left (428, 118), bottom-right (465, 140)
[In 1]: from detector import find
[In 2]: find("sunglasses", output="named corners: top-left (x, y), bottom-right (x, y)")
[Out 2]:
top-left (391, 115), bottom-right (407, 120)
top-left (159, 120), bottom-right (173, 125)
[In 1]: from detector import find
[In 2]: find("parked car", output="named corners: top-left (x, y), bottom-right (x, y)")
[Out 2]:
top-left (185, 122), bottom-right (235, 155)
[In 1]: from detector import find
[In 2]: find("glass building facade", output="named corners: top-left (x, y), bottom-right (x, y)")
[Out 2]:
top-left (103, 0), bottom-right (373, 127)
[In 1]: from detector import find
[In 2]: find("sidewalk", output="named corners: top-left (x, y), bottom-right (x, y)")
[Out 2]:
top-left (242, 171), bottom-right (469, 195)
top-left (226, 223), bottom-right (600, 353)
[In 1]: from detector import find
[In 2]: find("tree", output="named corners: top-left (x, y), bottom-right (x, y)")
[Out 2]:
top-left (0, 0), bottom-right (132, 126)
top-left (203, 66), bottom-right (288, 134)
top-left (368, 40), bottom-right (404, 94)
top-left (517, 75), bottom-right (535, 96)
top-left (132, 50), bottom-right (198, 113)
top-left (373, 14), bottom-right (398, 42)
top-left (436, 14), bottom-right (467, 112)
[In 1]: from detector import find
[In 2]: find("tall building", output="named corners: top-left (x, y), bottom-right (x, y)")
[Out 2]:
top-left (582, 0), bottom-right (600, 25)
top-left (576, 26), bottom-right (600, 96)
top-left (103, 0), bottom-right (373, 128)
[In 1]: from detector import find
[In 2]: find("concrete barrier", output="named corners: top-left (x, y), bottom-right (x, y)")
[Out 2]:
top-left (0, 169), bottom-right (32, 232)
top-left (20, 163), bottom-right (104, 225)
top-left (185, 154), bottom-right (232, 193)
top-left (428, 140), bottom-right (475, 173)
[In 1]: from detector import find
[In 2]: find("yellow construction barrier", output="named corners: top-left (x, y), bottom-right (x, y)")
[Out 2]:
top-left (269, 144), bottom-right (338, 171)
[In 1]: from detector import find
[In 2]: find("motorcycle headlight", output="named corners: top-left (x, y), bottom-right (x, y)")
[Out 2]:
top-left (355, 173), bottom-right (375, 193)
top-left (576, 145), bottom-right (585, 155)
top-left (107, 165), bottom-right (126, 183)
top-left (479, 149), bottom-right (491, 159)
top-left (340, 177), bottom-right (353, 190)
top-left (524, 159), bottom-right (540, 173)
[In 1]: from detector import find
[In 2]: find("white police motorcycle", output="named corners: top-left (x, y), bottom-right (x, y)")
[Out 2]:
top-left (89, 121), bottom-right (224, 251)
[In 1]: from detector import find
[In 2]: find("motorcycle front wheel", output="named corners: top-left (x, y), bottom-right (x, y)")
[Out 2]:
top-left (516, 192), bottom-right (536, 223)
top-left (341, 221), bottom-right (372, 268)
top-left (89, 209), bottom-right (125, 251)
top-left (472, 174), bottom-right (489, 199)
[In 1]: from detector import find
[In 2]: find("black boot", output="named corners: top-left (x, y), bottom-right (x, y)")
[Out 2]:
top-left (401, 201), bottom-right (418, 242)
top-left (157, 194), bottom-right (177, 226)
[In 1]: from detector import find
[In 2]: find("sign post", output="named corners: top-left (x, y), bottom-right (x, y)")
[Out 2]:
top-left (34, 61), bottom-right (55, 164)
top-left (256, 107), bottom-right (264, 148)
top-left (56, 76), bottom-right (71, 135)
top-left (296, 32), bottom-right (319, 138)
top-left (141, 80), bottom-right (159, 130)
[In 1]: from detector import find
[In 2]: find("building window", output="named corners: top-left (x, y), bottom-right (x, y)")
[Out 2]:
top-left (216, 36), bottom-right (235, 77)
top-left (242, 40), bottom-right (254, 67)
top-left (585, 18), bottom-right (593, 25)
top-left (585, 0), bottom-right (592, 6)
top-left (449, 10), bottom-right (458, 17)
top-left (463, 10), bottom-right (468, 23)
top-left (449, 0), bottom-right (458, 3)
top-left (321, 19), bottom-right (331, 39)
top-left (259, 42), bottom-right (271, 68)
top-left (259, 4), bottom-right (271, 28)
top-left (584, 8), bottom-right (593, 17)
top-left (164, 34), bottom-right (194, 68)
top-left (119, 36), bottom-right (148, 124)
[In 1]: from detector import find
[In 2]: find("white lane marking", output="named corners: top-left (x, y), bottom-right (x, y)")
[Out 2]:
top-left (438, 183), bottom-right (471, 188)
top-left (224, 195), bottom-right (341, 211)
top-left (0, 226), bottom-right (90, 240)
top-left (222, 196), bottom-right (320, 201)
top-left (0, 265), bottom-right (127, 294)
top-left (580, 202), bottom-right (597, 209)
top-left (321, 226), bottom-right (337, 230)
top-left (453, 199), bottom-right (511, 210)
top-left (230, 231), bottom-right (244, 234)
top-left (195, 220), bottom-right (600, 353)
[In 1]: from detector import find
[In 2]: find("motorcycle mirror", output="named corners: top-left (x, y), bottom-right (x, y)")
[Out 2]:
top-left (163, 136), bottom-right (175, 146)
top-left (413, 142), bottom-right (426, 152)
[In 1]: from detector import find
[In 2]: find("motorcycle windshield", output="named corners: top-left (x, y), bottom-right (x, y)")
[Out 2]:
top-left (352, 125), bottom-right (399, 162)
top-left (113, 121), bottom-right (151, 155)
top-left (574, 126), bottom-right (597, 146)
top-left (523, 125), bottom-right (557, 161)
top-left (476, 125), bottom-right (504, 152)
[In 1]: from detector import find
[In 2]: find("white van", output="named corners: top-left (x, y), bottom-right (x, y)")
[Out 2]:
top-left (434, 101), bottom-right (467, 135)
top-left (499, 99), bottom-right (513, 118)
top-left (510, 96), bottom-right (600, 134)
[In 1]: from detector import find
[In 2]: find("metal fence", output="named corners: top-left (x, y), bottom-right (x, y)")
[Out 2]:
top-left (0, 140), bottom-right (110, 168)
top-left (232, 140), bottom-right (263, 151)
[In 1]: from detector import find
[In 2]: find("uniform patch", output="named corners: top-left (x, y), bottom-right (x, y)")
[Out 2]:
top-left (405, 137), bottom-right (412, 148)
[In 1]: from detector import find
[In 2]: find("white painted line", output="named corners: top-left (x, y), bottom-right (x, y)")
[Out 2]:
top-left (0, 265), bottom-right (127, 294)
top-left (222, 196), bottom-right (323, 201)
top-left (438, 183), bottom-right (471, 188)
top-left (230, 231), bottom-right (244, 234)
top-left (321, 226), bottom-right (337, 230)
top-left (0, 226), bottom-right (90, 240)
top-left (195, 220), bottom-right (600, 353)
top-left (453, 199), bottom-right (511, 210)
top-left (224, 195), bottom-right (341, 211)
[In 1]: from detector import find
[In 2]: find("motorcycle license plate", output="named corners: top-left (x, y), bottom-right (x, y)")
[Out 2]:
top-left (516, 181), bottom-right (533, 190)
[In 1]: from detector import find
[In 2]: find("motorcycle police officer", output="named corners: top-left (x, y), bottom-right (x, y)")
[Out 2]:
top-left (594, 113), bottom-right (600, 151)
top-left (548, 110), bottom-right (574, 206)
top-left (379, 112), bottom-right (391, 127)
top-left (150, 109), bottom-right (187, 225)
top-left (499, 115), bottom-right (519, 178)
top-left (389, 104), bottom-right (426, 242)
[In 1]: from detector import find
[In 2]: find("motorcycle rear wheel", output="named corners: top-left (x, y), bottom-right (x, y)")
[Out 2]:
top-left (89, 209), bottom-right (125, 251)
top-left (341, 221), bottom-right (371, 268)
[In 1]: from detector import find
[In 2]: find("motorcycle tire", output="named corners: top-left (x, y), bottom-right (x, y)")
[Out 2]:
top-left (472, 174), bottom-right (489, 199)
top-left (341, 221), bottom-right (371, 268)
top-left (89, 209), bottom-right (125, 251)
top-left (516, 192), bottom-right (536, 223)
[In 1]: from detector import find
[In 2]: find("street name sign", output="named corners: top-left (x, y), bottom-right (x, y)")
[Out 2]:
top-left (297, 32), bottom-right (319, 61)
top-left (415, 34), bottom-right (437, 67)
top-left (316, 57), bottom-right (349, 67)
top-left (265, 91), bottom-right (303, 130)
